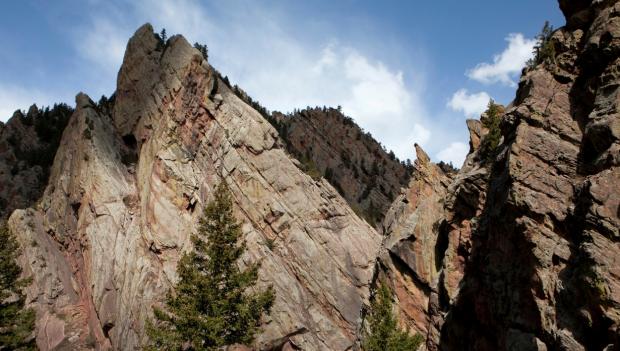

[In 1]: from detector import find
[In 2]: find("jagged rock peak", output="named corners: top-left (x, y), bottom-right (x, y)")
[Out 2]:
top-left (114, 22), bottom-right (208, 141)
top-left (465, 119), bottom-right (484, 152)
top-left (7, 21), bottom-right (382, 351)
top-left (414, 143), bottom-right (430, 165)
top-left (76, 92), bottom-right (94, 108)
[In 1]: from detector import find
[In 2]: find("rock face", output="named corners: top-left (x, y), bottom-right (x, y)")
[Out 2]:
top-left (8, 24), bottom-right (381, 350)
top-left (3, 1), bottom-right (619, 350)
top-left (272, 108), bottom-right (413, 228)
top-left (380, 1), bottom-right (620, 350)
top-left (378, 144), bottom-right (452, 337)
top-left (378, 128), bottom-right (489, 347)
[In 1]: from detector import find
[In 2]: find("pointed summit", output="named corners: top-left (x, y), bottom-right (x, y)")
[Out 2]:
top-left (114, 23), bottom-right (207, 140)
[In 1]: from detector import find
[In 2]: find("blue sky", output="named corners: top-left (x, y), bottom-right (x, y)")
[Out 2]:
top-left (0, 0), bottom-right (564, 166)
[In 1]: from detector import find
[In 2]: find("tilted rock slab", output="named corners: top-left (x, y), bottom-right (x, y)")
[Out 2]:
top-left (379, 144), bottom-right (451, 339)
top-left (9, 24), bottom-right (381, 350)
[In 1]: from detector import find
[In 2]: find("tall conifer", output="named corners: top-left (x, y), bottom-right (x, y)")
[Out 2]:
top-left (363, 283), bottom-right (423, 351)
top-left (146, 184), bottom-right (274, 350)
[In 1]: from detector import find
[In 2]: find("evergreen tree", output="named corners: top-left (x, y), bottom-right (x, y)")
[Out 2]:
top-left (528, 21), bottom-right (555, 67)
top-left (156, 28), bottom-right (168, 50)
top-left (0, 224), bottom-right (35, 350)
top-left (479, 100), bottom-right (505, 163)
top-left (363, 283), bottom-right (423, 351)
top-left (193, 43), bottom-right (208, 60)
top-left (146, 184), bottom-right (274, 351)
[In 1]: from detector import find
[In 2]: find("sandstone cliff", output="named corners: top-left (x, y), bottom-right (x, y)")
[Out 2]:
top-left (7, 24), bottom-right (382, 350)
top-left (2, 0), bottom-right (619, 350)
top-left (380, 0), bottom-right (620, 349)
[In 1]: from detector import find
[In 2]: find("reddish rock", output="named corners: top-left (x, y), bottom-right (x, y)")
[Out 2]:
top-left (8, 24), bottom-right (381, 351)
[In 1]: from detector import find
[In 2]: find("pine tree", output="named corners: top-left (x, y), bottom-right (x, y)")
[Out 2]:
top-left (0, 223), bottom-right (35, 350)
top-left (479, 100), bottom-right (505, 163)
top-left (527, 21), bottom-right (555, 68)
top-left (363, 283), bottom-right (423, 351)
top-left (146, 184), bottom-right (274, 351)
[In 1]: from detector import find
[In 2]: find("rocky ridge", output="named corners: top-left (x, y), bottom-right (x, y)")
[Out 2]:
top-left (7, 24), bottom-right (382, 350)
top-left (379, 0), bottom-right (620, 349)
top-left (1, 0), bottom-right (619, 350)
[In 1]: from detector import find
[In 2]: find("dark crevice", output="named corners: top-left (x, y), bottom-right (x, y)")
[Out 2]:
top-left (434, 220), bottom-right (450, 272)
top-left (102, 322), bottom-right (114, 339)
top-left (121, 134), bottom-right (139, 165)
top-left (387, 250), bottom-right (432, 296)
top-left (71, 202), bottom-right (81, 218)
top-left (122, 134), bottom-right (137, 149)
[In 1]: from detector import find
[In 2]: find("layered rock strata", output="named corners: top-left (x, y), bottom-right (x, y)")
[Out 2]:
top-left (8, 24), bottom-right (381, 350)
top-left (380, 1), bottom-right (620, 349)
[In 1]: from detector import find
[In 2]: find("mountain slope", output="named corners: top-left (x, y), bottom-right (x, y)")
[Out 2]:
top-left (0, 104), bottom-right (72, 219)
top-left (272, 108), bottom-right (413, 227)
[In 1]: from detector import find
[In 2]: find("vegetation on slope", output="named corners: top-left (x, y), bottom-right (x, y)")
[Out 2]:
top-left (363, 283), bottom-right (423, 351)
top-left (11, 103), bottom-right (73, 175)
top-left (527, 21), bottom-right (555, 68)
top-left (0, 223), bottom-right (35, 350)
top-left (275, 107), bottom-right (414, 227)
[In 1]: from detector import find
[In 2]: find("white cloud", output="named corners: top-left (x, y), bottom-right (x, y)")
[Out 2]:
top-left (436, 142), bottom-right (469, 168)
top-left (0, 84), bottom-right (71, 122)
top-left (76, 18), bottom-right (128, 76)
top-left (467, 33), bottom-right (536, 86)
top-left (76, 0), bottom-right (432, 161)
top-left (447, 89), bottom-right (491, 118)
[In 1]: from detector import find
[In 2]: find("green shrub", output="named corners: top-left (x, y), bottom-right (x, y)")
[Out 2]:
top-left (263, 238), bottom-right (277, 251)
top-left (0, 224), bottom-right (35, 350)
top-left (194, 42), bottom-right (208, 60)
top-left (363, 283), bottom-right (423, 351)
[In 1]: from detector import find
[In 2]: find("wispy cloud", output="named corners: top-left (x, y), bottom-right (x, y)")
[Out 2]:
top-left (436, 142), bottom-right (469, 167)
top-left (441, 32), bottom-right (535, 166)
top-left (447, 89), bottom-right (490, 118)
top-left (76, 18), bottom-right (129, 77)
top-left (467, 33), bottom-right (535, 87)
top-left (0, 84), bottom-right (71, 122)
top-left (75, 0), bottom-right (431, 161)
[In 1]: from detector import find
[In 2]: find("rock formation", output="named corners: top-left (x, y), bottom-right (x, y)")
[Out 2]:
top-left (1, 0), bottom-right (618, 350)
top-left (379, 1), bottom-right (620, 350)
top-left (378, 144), bottom-right (452, 338)
top-left (6, 25), bottom-right (381, 350)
